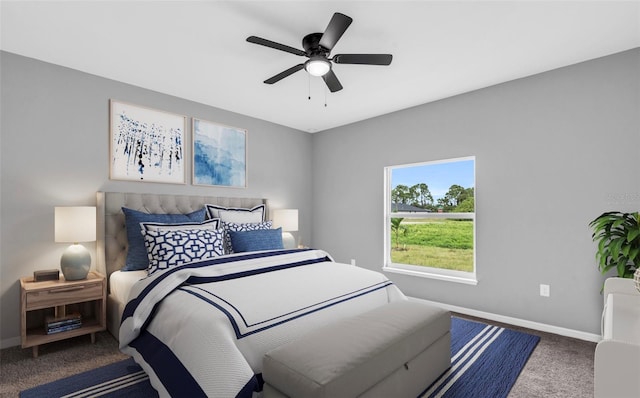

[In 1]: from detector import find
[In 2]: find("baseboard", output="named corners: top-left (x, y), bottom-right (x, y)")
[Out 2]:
top-left (1, 299), bottom-right (600, 348)
top-left (1, 336), bottom-right (21, 349)
top-left (408, 297), bottom-right (601, 343)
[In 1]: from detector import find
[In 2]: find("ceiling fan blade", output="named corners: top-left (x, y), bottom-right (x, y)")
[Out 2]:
top-left (264, 64), bottom-right (305, 84)
top-left (247, 36), bottom-right (306, 57)
top-left (332, 54), bottom-right (393, 65)
top-left (322, 69), bottom-right (343, 92)
top-left (319, 13), bottom-right (353, 51)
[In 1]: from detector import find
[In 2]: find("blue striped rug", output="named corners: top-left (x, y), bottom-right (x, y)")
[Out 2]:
top-left (20, 358), bottom-right (154, 398)
top-left (421, 317), bottom-right (540, 398)
top-left (21, 317), bottom-right (539, 398)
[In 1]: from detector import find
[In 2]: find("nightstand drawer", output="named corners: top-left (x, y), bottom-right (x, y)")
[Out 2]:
top-left (25, 282), bottom-right (103, 309)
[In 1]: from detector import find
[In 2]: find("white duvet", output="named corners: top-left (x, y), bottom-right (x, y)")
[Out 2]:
top-left (120, 249), bottom-right (406, 397)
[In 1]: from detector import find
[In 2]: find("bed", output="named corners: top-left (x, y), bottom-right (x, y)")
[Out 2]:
top-left (95, 191), bottom-right (407, 397)
top-left (96, 191), bottom-right (270, 338)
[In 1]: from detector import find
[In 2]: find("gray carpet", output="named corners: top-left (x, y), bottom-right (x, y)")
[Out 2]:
top-left (508, 325), bottom-right (596, 397)
top-left (0, 317), bottom-right (595, 398)
top-left (459, 314), bottom-right (596, 398)
top-left (0, 332), bottom-right (128, 397)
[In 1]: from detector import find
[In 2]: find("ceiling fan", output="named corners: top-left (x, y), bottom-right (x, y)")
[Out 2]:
top-left (246, 12), bottom-right (392, 93)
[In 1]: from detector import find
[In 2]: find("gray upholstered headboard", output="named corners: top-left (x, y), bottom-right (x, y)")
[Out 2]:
top-left (96, 192), bottom-right (267, 278)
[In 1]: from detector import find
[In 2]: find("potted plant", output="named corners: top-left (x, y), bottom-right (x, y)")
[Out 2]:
top-left (589, 211), bottom-right (640, 278)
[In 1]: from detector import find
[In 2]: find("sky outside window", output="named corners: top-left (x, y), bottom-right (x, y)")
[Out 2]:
top-left (391, 159), bottom-right (474, 201)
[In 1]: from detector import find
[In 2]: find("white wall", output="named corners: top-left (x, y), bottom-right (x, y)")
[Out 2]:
top-left (0, 52), bottom-right (313, 346)
top-left (311, 48), bottom-right (640, 335)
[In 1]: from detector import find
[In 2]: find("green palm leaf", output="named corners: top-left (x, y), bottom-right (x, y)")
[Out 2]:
top-left (590, 211), bottom-right (640, 279)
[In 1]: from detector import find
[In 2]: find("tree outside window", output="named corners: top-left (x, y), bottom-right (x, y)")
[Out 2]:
top-left (384, 157), bottom-right (476, 283)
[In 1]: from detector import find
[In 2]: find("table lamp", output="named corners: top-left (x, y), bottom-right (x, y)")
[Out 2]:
top-left (273, 209), bottom-right (298, 249)
top-left (55, 206), bottom-right (96, 280)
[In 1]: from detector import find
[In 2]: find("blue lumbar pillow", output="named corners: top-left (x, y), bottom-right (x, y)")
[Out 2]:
top-left (122, 207), bottom-right (206, 271)
top-left (229, 228), bottom-right (284, 253)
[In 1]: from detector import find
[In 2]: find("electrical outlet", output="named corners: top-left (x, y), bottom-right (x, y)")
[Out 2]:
top-left (539, 284), bottom-right (550, 297)
top-left (350, 259), bottom-right (356, 266)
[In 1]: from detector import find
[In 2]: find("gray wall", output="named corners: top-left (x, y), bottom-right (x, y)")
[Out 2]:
top-left (2, 48), bottom-right (638, 346)
top-left (0, 52), bottom-right (312, 346)
top-left (312, 48), bottom-right (640, 335)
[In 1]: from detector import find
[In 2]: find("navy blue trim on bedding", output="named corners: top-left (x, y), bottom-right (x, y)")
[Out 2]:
top-left (180, 280), bottom-right (394, 339)
top-left (131, 255), bottom-right (332, 339)
top-left (121, 249), bottom-right (317, 323)
top-left (129, 330), bottom-right (207, 397)
top-left (184, 254), bottom-right (331, 285)
top-left (238, 375), bottom-right (261, 398)
top-left (187, 281), bottom-right (393, 329)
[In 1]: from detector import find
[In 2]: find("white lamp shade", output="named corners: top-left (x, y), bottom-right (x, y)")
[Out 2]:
top-left (55, 206), bottom-right (96, 243)
top-left (272, 209), bottom-right (298, 232)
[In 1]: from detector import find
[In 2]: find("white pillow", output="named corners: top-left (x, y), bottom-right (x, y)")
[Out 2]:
top-left (205, 204), bottom-right (265, 224)
top-left (140, 218), bottom-right (220, 232)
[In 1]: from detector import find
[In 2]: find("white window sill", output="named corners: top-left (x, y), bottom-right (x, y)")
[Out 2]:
top-left (383, 265), bottom-right (478, 286)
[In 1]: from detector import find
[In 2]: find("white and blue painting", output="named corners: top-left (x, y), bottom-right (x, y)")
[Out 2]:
top-left (110, 101), bottom-right (185, 184)
top-left (193, 119), bottom-right (246, 188)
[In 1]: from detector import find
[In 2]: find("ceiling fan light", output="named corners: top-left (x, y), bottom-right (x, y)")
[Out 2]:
top-left (305, 57), bottom-right (331, 77)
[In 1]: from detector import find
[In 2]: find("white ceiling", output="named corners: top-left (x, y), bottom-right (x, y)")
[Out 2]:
top-left (2, 1), bottom-right (639, 133)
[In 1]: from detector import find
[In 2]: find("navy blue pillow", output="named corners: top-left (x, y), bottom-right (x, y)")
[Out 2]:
top-left (229, 228), bottom-right (284, 253)
top-left (122, 207), bottom-right (206, 271)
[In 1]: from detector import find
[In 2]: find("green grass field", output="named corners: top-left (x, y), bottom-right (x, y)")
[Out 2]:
top-left (390, 219), bottom-right (474, 272)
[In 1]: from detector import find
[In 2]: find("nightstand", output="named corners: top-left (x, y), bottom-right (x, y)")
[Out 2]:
top-left (595, 277), bottom-right (640, 397)
top-left (20, 271), bottom-right (106, 357)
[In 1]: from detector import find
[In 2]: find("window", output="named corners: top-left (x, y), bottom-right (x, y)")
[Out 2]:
top-left (384, 157), bottom-right (476, 284)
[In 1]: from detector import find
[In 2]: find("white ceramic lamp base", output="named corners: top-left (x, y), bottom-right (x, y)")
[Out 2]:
top-left (60, 244), bottom-right (91, 280)
top-left (282, 232), bottom-right (296, 249)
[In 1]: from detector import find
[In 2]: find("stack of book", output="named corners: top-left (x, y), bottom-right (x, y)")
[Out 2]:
top-left (45, 313), bottom-right (82, 334)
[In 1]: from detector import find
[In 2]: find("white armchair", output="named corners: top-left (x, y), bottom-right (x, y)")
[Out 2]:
top-left (594, 277), bottom-right (640, 398)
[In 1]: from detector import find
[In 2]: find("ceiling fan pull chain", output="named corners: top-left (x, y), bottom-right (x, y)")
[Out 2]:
top-left (324, 85), bottom-right (328, 107)
top-left (308, 75), bottom-right (311, 100)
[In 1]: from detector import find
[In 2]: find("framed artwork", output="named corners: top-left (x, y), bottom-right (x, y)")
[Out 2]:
top-left (192, 118), bottom-right (247, 188)
top-left (110, 100), bottom-right (186, 184)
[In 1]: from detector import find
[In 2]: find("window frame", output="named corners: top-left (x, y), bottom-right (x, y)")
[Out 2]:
top-left (383, 156), bottom-right (477, 285)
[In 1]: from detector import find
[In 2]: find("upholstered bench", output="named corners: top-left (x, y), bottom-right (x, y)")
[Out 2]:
top-left (262, 300), bottom-right (451, 398)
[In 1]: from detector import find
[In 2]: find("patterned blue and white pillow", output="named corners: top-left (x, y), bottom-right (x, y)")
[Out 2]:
top-left (143, 228), bottom-right (225, 275)
top-left (222, 221), bottom-right (272, 254)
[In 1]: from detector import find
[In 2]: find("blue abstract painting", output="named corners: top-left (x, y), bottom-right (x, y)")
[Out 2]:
top-left (110, 101), bottom-right (186, 184)
top-left (193, 119), bottom-right (246, 188)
